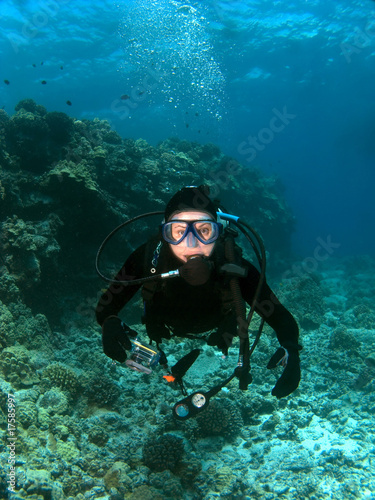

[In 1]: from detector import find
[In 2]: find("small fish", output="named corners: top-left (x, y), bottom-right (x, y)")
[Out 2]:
top-left (195, 112), bottom-right (199, 116)
top-left (66, 100), bottom-right (72, 106)
top-left (186, 123), bottom-right (189, 128)
top-left (41, 80), bottom-right (47, 84)
top-left (60, 66), bottom-right (63, 70)
top-left (32, 63), bottom-right (36, 68)
top-left (41, 61), bottom-right (44, 65)
top-left (4, 80), bottom-right (10, 85)
top-left (120, 94), bottom-right (130, 100)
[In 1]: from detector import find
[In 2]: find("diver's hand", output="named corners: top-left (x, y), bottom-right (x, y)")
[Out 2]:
top-left (267, 346), bottom-right (301, 398)
top-left (102, 316), bottom-right (134, 362)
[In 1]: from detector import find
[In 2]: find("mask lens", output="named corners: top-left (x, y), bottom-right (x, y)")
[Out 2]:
top-left (163, 221), bottom-right (189, 244)
top-left (193, 221), bottom-right (218, 243)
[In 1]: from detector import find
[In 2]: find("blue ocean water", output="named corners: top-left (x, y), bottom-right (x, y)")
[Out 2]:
top-left (1, 0), bottom-right (375, 258)
top-left (2, 3), bottom-right (375, 499)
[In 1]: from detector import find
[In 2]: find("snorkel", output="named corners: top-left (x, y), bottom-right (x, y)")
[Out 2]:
top-left (95, 210), bottom-right (266, 420)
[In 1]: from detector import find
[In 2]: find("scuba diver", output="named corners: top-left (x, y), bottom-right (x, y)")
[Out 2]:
top-left (95, 185), bottom-right (301, 413)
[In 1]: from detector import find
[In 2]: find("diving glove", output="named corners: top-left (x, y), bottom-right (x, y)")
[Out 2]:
top-left (267, 344), bottom-right (301, 398)
top-left (102, 316), bottom-right (136, 362)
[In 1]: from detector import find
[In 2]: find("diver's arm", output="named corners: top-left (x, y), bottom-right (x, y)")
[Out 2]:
top-left (240, 262), bottom-right (300, 347)
top-left (95, 244), bottom-right (146, 326)
top-left (240, 262), bottom-right (301, 398)
top-left (256, 290), bottom-right (300, 347)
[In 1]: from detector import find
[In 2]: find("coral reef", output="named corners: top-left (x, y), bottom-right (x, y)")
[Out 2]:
top-left (1, 100), bottom-right (374, 500)
top-left (194, 398), bottom-right (243, 438)
top-left (0, 299), bottom-right (15, 350)
top-left (88, 425), bottom-right (109, 447)
top-left (17, 400), bottom-right (38, 429)
top-left (142, 433), bottom-right (185, 472)
top-left (5, 99), bottom-right (73, 172)
top-left (84, 373), bottom-right (121, 407)
top-left (329, 325), bottom-right (360, 352)
top-left (103, 461), bottom-right (132, 494)
top-left (276, 275), bottom-right (325, 330)
top-left (0, 346), bottom-right (40, 388)
top-left (42, 363), bottom-right (80, 396)
top-left (1, 214), bottom-right (61, 286)
top-left (0, 299), bottom-right (53, 352)
top-left (38, 388), bottom-right (69, 415)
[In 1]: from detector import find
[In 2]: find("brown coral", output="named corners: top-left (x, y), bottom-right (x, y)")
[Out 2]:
top-left (42, 363), bottom-right (80, 396)
top-left (0, 346), bottom-right (40, 388)
top-left (195, 399), bottom-right (243, 438)
top-left (142, 434), bottom-right (184, 472)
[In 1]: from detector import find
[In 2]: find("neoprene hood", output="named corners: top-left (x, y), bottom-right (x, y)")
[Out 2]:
top-left (165, 185), bottom-right (217, 221)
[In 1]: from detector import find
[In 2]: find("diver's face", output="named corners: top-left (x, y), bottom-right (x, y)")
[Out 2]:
top-left (168, 211), bottom-right (216, 263)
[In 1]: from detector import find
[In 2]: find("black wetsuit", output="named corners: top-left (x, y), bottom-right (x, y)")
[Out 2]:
top-left (96, 236), bottom-right (299, 349)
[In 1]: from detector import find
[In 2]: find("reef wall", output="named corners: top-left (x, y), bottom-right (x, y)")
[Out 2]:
top-left (0, 99), bottom-right (294, 324)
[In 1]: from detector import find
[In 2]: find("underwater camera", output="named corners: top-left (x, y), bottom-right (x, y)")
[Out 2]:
top-left (125, 339), bottom-right (161, 374)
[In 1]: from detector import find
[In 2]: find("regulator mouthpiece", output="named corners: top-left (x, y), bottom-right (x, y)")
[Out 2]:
top-left (178, 257), bottom-right (213, 286)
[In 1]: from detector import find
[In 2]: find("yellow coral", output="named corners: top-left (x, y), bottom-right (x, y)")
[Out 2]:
top-left (55, 440), bottom-right (80, 461)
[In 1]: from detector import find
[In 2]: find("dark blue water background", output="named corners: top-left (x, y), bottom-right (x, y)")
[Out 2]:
top-left (1, 0), bottom-right (374, 257)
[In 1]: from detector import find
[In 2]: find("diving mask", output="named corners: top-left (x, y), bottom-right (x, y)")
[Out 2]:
top-left (162, 220), bottom-right (223, 245)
